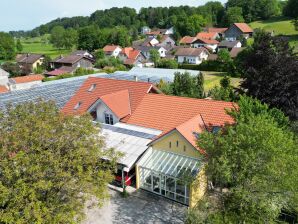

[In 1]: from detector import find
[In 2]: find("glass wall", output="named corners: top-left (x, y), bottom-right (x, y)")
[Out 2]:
top-left (139, 166), bottom-right (190, 205)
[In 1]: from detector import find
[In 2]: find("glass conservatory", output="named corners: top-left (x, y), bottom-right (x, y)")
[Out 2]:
top-left (137, 148), bottom-right (202, 205)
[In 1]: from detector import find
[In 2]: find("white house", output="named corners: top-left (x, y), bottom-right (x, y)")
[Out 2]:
top-left (103, 45), bottom-right (123, 57)
top-left (175, 48), bottom-right (209, 65)
top-left (192, 38), bottom-right (219, 53)
top-left (136, 46), bottom-right (167, 59)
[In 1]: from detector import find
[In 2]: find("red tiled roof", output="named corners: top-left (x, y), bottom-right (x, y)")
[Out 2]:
top-left (196, 32), bottom-right (218, 40)
top-left (234, 23), bottom-right (253, 33)
top-left (11, 75), bottom-right (44, 84)
top-left (206, 27), bottom-right (228, 34)
top-left (100, 90), bottom-right (131, 119)
top-left (0, 85), bottom-right (9, 93)
top-left (124, 94), bottom-right (236, 133)
top-left (45, 69), bottom-right (68, 76)
top-left (179, 36), bottom-right (197, 44)
top-left (195, 38), bottom-right (219, 45)
top-left (62, 77), bottom-right (159, 115)
top-left (103, 45), bottom-right (121, 52)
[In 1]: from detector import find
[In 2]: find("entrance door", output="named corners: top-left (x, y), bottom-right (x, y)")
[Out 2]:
top-left (152, 174), bottom-right (160, 194)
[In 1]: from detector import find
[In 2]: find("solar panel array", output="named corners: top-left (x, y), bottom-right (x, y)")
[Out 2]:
top-left (101, 123), bottom-right (158, 140)
top-left (0, 74), bottom-right (105, 111)
top-left (97, 67), bottom-right (201, 84)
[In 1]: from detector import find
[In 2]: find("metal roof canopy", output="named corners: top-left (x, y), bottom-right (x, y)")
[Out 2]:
top-left (137, 148), bottom-right (202, 178)
top-left (101, 123), bottom-right (162, 172)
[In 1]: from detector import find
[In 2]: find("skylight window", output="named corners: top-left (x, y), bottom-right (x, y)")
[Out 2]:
top-left (88, 84), bottom-right (96, 92)
top-left (74, 102), bottom-right (82, 110)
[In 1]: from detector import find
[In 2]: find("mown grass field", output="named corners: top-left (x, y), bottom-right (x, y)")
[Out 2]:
top-left (21, 35), bottom-right (72, 59)
top-left (250, 17), bottom-right (298, 51)
top-left (202, 71), bottom-right (242, 92)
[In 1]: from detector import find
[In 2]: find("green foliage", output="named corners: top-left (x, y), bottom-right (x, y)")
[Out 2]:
top-left (1, 62), bottom-right (21, 77)
top-left (222, 7), bottom-right (244, 27)
top-left (16, 39), bottom-right (23, 52)
top-left (94, 49), bottom-right (105, 60)
top-left (0, 32), bottom-right (16, 60)
top-left (149, 49), bottom-right (160, 67)
top-left (217, 49), bottom-right (231, 64)
top-left (50, 26), bottom-right (78, 49)
top-left (208, 75), bottom-right (236, 102)
top-left (227, 0), bottom-right (281, 22)
top-left (193, 97), bottom-right (298, 222)
top-left (0, 101), bottom-right (120, 223)
top-left (172, 72), bottom-right (205, 98)
top-left (95, 57), bottom-right (123, 69)
top-left (157, 59), bottom-right (178, 69)
top-left (238, 30), bottom-right (298, 120)
top-left (43, 68), bottom-right (95, 82)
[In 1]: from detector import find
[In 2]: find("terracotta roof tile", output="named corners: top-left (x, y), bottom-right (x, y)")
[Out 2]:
top-left (0, 85), bottom-right (9, 93)
top-left (100, 90), bottom-right (131, 119)
top-left (234, 23), bottom-right (253, 33)
top-left (179, 36), bottom-right (197, 44)
top-left (11, 75), bottom-right (44, 84)
top-left (230, 47), bottom-right (245, 58)
top-left (125, 93), bottom-right (236, 133)
top-left (206, 27), bottom-right (228, 34)
top-left (62, 77), bottom-right (158, 115)
top-left (195, 38), bottom-right (219, 44)
top-left (196, 32), bottom-right (218, 40)
top-left (103, 45), bottom-right (121, 52)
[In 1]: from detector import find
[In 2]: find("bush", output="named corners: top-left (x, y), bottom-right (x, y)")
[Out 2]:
top-left (95, 57), bottom-right (123, 69)
top-left (157, 59), bottom-right (178, 69)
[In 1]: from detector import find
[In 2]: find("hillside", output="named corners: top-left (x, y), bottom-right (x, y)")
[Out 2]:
top-left (250, 17), bottom-right (298, 51)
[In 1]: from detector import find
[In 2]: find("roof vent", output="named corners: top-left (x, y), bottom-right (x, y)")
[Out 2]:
top-left (74, 102), bottom-right (82, 110)
top-left (88, 84), bottom-right (96, 92)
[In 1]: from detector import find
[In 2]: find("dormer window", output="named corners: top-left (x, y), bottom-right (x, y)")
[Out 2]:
top-left (88, 84), bottom-right (96, 92)
top-left (74, 102), bottom-right (82, 110)
top-left (104, 113), bottom-right (114, 125)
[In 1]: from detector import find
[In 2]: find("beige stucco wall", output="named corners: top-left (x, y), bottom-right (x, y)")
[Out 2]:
top-left (32, 58), bottom-right (44, 70)
top-left (189, 167), bottom-right (207, 208)
top-left (151, 130), bottom-right (202, 159)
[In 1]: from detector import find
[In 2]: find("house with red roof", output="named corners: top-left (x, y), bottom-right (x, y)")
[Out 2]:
top-left (192, 38), bottom-right (219, 53)
top-left (62, 77), bottom-right (236, 207)
top-left (225, 23), bottom-right (253, 41)
top-left (118, 47), bottom-right (147, 67)
top-left (175, 48), bottom-right (209, 64)
top-left (196, 32), bottom-right (219, 40)
top-left (103, 45), bottom-right (122, 57)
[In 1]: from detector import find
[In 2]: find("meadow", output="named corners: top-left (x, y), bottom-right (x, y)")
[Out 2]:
top-left (250, 17), bottom-right (298, 51)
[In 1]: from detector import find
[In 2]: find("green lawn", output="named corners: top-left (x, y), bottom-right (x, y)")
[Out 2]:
top-left (202, 71), bottom-right (242, 92)
top-left (250, 17), bottom-right (298, 51)
top-left (21, 35), bottom-right (72, 59)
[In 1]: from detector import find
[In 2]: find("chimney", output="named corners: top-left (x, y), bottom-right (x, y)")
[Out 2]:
top-left (147, 78), bottom-right (150, 83)
top-left (133, 75), bottom-right (138, 82)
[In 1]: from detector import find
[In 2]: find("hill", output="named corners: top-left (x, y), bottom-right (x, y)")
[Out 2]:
top-left (250, 17), bottom-right (298, 51)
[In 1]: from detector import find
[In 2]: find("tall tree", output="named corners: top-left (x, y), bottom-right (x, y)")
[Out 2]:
top-left (50, 26), bottom-right (65, 49)
top-left (196, 72), bottom-right (205, 99)
top-left (0, 101), bottom-right (119, 223)
top-left (149, 48), bottom-right (161, 67)
top-left (189, 96), bottom-right (298, 223)
top-left (283, 0), bottom-right (298, 30)
top-left (16, 39), bottom-right (23, 52)
top-left (238, 30), bottom-right (298, 120)
top-left (0, 32), bottom-right (16, 60)
top-left (222, 7), bottom-right (245, 27)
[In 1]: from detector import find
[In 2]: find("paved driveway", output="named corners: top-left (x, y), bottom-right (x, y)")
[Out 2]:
top-left (83, 188), bottom-right (187, 224)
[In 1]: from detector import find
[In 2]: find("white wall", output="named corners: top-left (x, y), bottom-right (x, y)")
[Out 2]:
top-left (96, 101), bottom-right (119, 124)
top-left (177, 56), bottom-right (202, 64)
top-left (112, 47), bottom-right (122, 57)
top-left (9, 81), bottom-right (42, 91)
top-left (0, 76), bottom-right (9, 86)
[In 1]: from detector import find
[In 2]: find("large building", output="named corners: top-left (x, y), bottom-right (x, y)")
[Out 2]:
top-left (62, 77), bottom-right (235, 207)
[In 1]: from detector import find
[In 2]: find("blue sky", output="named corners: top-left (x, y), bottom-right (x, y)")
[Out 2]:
top-left (0, 0), bottom-right (226, 32)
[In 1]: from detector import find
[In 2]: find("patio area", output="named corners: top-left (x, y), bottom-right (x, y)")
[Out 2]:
top-left (83, 187), bottom-right (187, 224)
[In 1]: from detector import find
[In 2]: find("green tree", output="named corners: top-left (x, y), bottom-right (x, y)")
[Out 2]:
top-left (283, 0), bottom-right (298, 30)
top-left (94, 49), bottom-right (105, 60)
top-left (157, 59), bottom-right (178, 69)
top-left (238, 30), bottom-right (298, 120)
top-left (208, 75), bottom-right (236, 101)
top-left (222, 7), bottom-right (244, 27)
top-left (0, 32), bottom-right (16, 60)
top-left (190, 96), bottom-right (298, 223)
top-left (196, 72), bottom-right (205, 99)
top-left (63, 28), bottom-right (78, 49)
top-left (78, 26), bottom-right (100, 52)
top-left (0, 101), bottom-right (119, 223)
top-left (149, 48), bottom-right (161, 67)
top-left (50, 26), bottom-right (65, 49)
top-left (16, 39), bottom-right (23, 52)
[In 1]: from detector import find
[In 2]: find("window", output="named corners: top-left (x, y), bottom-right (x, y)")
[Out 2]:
top-left (88, 84), bottom-right (96, 92)
top-left (104, 113), bottom-right (114, 125)
top-left (176, 141), bottom-right (179, 147)
top-left (183, 145), bottom-right (186, 152)
top-left (74, 102), bottom-right (82, 110)
top-left (169, 142), bottom-right (172, 148)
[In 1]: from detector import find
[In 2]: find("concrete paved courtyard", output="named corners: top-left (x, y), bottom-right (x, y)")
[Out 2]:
top-left (83, 188), bottom-right (187, 224)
